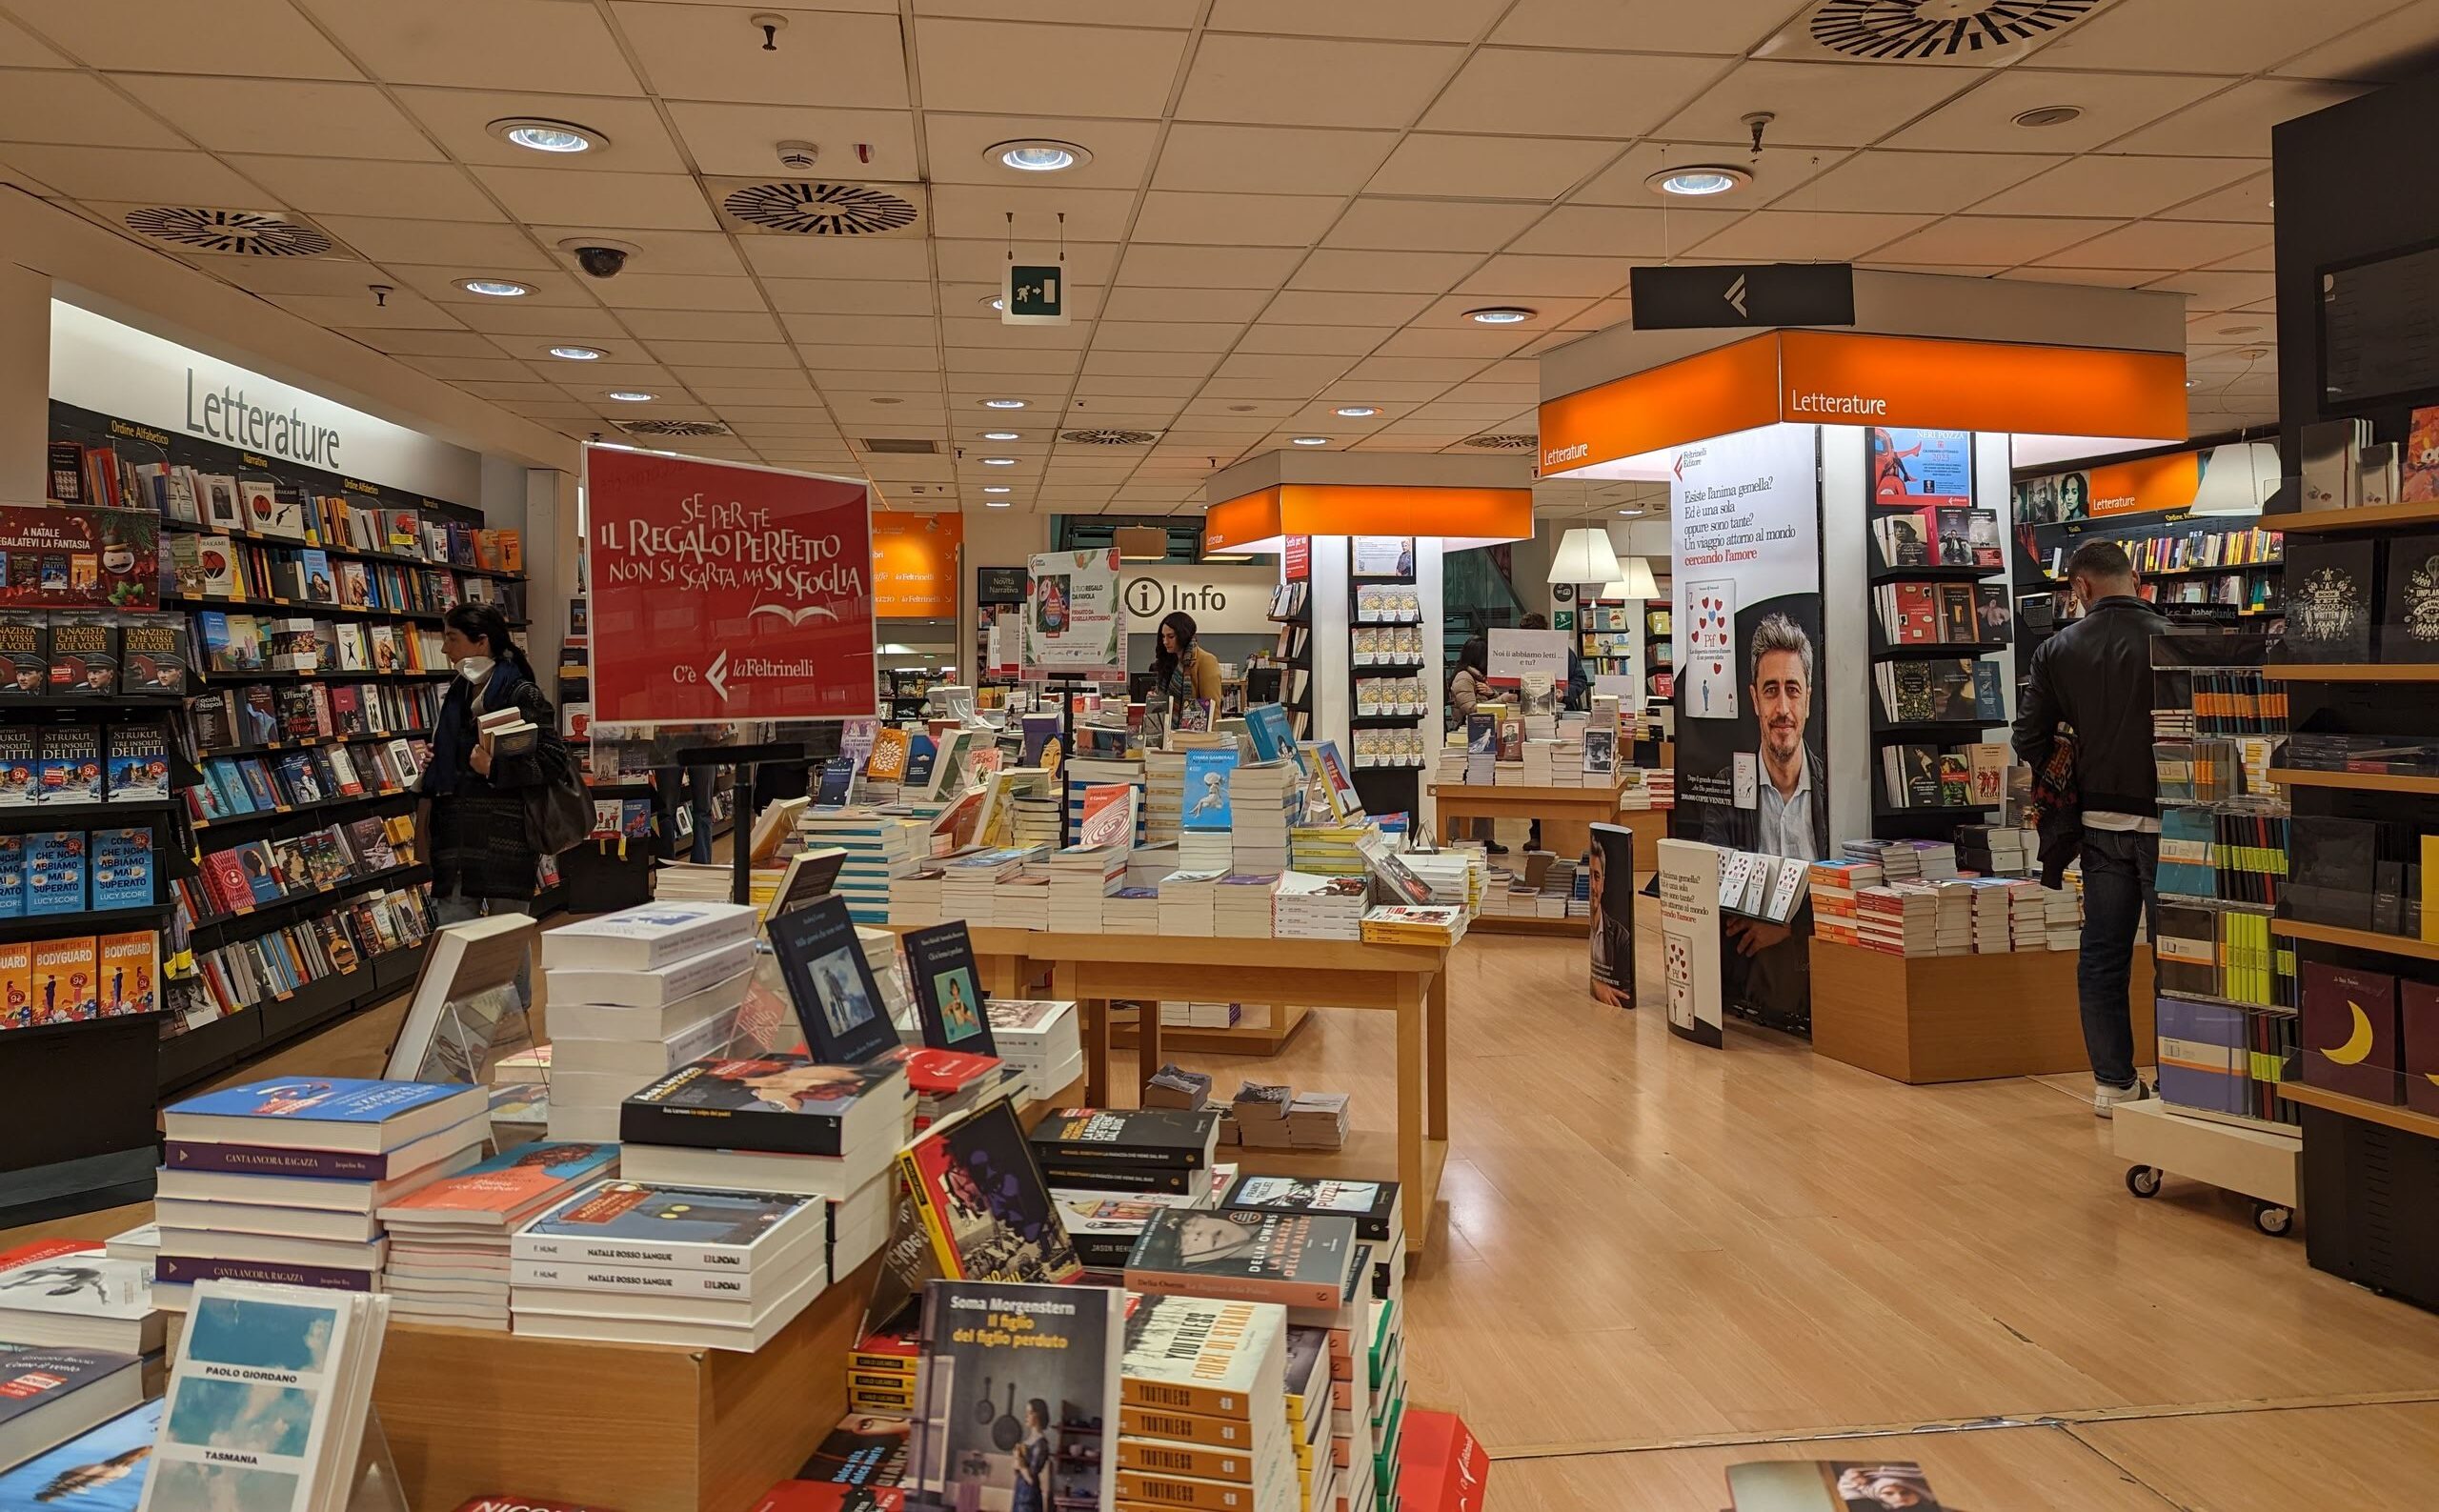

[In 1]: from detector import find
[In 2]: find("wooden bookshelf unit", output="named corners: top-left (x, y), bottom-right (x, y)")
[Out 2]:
top-left (1811, 937), bottom-right (2157, 1084)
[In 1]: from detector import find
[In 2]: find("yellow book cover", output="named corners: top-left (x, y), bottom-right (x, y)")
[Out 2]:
top-left (0, 940), bottom-right (30, 1028)
top-left (2422, 835), bottom-right (2439, 943)
top-left (868, 727), bottom-right (913, 782)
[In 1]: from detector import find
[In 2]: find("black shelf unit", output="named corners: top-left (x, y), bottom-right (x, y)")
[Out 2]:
top-left (192, 788), bottom-right (414, 835)
top-left (170, 593), bottom-right (445, 625)
top-left (1346, 549), bottom-right (1424, 815)
top-left (1268, 580), bottom-right (1315, 733)
top-left (1871, 635), bottom-right (2012, 659)
top-left (189, 862), bottom-right (433, 950)
top-left (1868, 718), bottom-right (2007, 744)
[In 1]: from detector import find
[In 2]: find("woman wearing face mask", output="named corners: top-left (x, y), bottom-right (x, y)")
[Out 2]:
top-left (418, 602), bottom-right (555, 923)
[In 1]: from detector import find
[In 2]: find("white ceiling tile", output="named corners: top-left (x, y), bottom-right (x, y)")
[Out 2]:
top-left (1369, 134), bottom-right (1620, 204)
top-left (113, 75), bottom-right (438, 160)
top-left (1208, 0), bottom-right (1502, 41)
top-left (190, 255), bottom-right (398, 298)
top-left (1070, 375), bottom-right (1207, 397)
top-left (669, 364), bottom-right (811, 388)
top-left (304, 0), bottom-right (636, 91)
top-left (618, 309), bottom-right (789, 342)
top-left (1233, 325), bottom-right (1391, 356)
top-left (0, 144), bottom-right (262, 203)
top-left (921, 113), bottom-right (1160, 191)
top-left (592, 273), bottom-right (772, 312)
top-left (227, 155), bottom-right (499, 219)
top-left (614, 3), bottom-right (907, 107)
top-left (740, 236), bottom-right (935, 279)
top-left (1659, 59), bottom-right (1977, 148)
top-left (1775, 150), bottom-right (2063, 214)
top-left (0, 71), bottom-right (184, 148)
top-left (1131, 190), bottom-right (1342, 246)
top-left (384, 262), bottom-right (605, 308)
top-left (1154, 124), bottom-right (1397, 195)
top-left (691, 387), bottom-right (824, 407)
top-left (2277, 2), bottom-right (2439, 81)
top-left (1867, 214), bottom-right (2129, 267)
top-left (337, 329), bottom-right (503, 358)
top-left (665, 101), bottom-right (919, 182)
top-left (452, 378), bottom-right (571, 402)
top-left (2034, 218), bottom-right (2270, 271)
top-left (1099, 285), bottom-right (1274, 322)
top-left (1572, 140), bottom-right (1842, 209)
top-left (524, 226), bottom-right (748, 278)
top-left (1881, 71), bottom-right (2222, 154)
top-left (1080, 350), bottom-right (1222, 378)
top-left (1416, 292), bottom-right (1592, 329)
top-left (264, 290), bottom-right (466, 330)
top-left (0, 13), bottom-right (68, 67)
top-left (2104, 78), bottom-right (2365, 157)
top-left (1970, 154), bottom-right (2259, 218)
top-left (939, 310), bottom-right (1099, 344)
top-left (1091, 321), bottom-right (1247, 353)
top-left (914, 0), bottom-right (1198, 24)
top-left (1260, 289), bottom-right (1436, 325)
top-left (933, 239), bottom-right (1116, 287)
top-left (1422, 50), bottom-right (1708, 138)
top-left (520, 357), bottom-right (670, 382)
top-left (1214, 352), bottom-right (1356, 386)
top-left (448, 303), bottom-right (626, 337)
top-left (1685, 210), bottom-right (1933, 263)
top-left (1177, 34), bottom-right (1461, 130)
top-left (24, 0), bottom-right (360, 77)
top-left (927, 183), bottom-right (1139, 242)
top-left (392, 89), bottom-right (686, 173)
top-left (1998, 266), bottom-right (2161, 290)
top-left (1504, 204), bottom-right (1744, 258)
top-left (2200, 244), bottom-right (2275, 273)
top-left (2141, 269), bottom-right (2279, 311)
top-left (2032, 0), bottom-right (2399, 76)
top-left (914, 17), bottom-right (1186, 118)
top-left (1325, 197), bottom-right (1541, 253)
top-left (1368, 326), bottom-right (1533, 360)
top-left (1342, 355), bottom-right (1485, 384)
top-left (1453, 254), bottom-right (1629, 298)
top-left (2155, 172), bottom-right (2274, 224)
top-left (784, 314), bottom-right (939, 347)
top-left (1310, 378), bottom-right (1449, 401)
top-left (1286, 249), bottom-right (1480, 293)
top-left (471, 166), bottom-right (717, 231)
top-left (1491, 0), bottom-right (1782, 53)
top-left (817, 345), bottom-right (941, 372)
top-left (310, 216), bottom-right (552, 269)
top-left (942, 347), bottom-right (1081, 375)
top-left (1118, 243), bottom-right (1301, 289)
top-left (765, 278), bottom-right (937, 315)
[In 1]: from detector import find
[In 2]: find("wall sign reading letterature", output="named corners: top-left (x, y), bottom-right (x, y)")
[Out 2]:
top-left (586, 447), bottom-right (877, 721)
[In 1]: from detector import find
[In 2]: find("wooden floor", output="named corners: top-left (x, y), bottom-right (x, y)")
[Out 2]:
top-left (16, 897), bottom-right (2439, 1509)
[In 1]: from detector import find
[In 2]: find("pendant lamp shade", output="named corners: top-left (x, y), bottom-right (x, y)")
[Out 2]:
top-left (1548, 527), bottom-right (1621, 585)
top-left (1600, 555), bottom-right (1661, 600)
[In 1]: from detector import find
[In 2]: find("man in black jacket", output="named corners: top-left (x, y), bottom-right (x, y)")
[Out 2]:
top-left (2013, 540), bottom-right (2167, 1116)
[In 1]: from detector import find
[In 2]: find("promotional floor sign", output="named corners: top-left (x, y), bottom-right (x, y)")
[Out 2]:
top-left (586, 448), bottom-right (875, 721)
top-left (1023, 549), bottom-right (1125, 681)
top-left (1587, 822), bottom-right (1636, 1010)
top-left (1658, 838), bottom-right (1723, 1049)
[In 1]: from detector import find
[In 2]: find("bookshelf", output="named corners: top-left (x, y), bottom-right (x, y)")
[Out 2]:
top-left (1864, 514), bottom-right (2012, 833)
top-left (1266, 577), bottom-right (1313, 744)
top-left (1347, 546), bottom-right (1425, 807)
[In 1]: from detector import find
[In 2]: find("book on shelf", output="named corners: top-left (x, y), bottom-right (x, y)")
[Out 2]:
top-left (162, 1079), bottom-right (488, 1156)
top-left (897, 1099), bottom-right (1082, 1283)
top-left (2274, 537), bottom-right (2377, 663)
top-left (909, 1279), bottom-right (1123, 1512)
top-left (1124, 1209), bottom-right (1361, 1311)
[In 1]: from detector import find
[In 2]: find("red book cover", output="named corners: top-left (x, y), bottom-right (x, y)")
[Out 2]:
top-left (1396, 1411), bottom-right (1488, 1512)
top-left (452, 1500), bottom-right (629, 1512)
top-left (883, 1045), bottom-right (1003, 1098)
top-left (1890, 584), bottom-right (1936, 644)
top-left (204, 849), bottom-right (253, 915)
top-left (2401, 980), bottom-right (2439, 1117)
top-left (2301, 962), bottom-right (2402, 1104)
top-left (752, 1486), bottom-right (904, 1512)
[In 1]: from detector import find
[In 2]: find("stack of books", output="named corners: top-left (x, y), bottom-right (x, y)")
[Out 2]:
top-left (1159, 869), bottom-right (1223, 936)
top-left (1644, 767), bottom-right (1675, 808)
top-left (1012, 791), bottom-right (1061, 849)
top-left (2008, 879), bottom-right (2050, 951)
top-left (799, 809), bottom-right (923, 923)
top-left (1104, 884), bottom-right (1161, 933)
top-left (889, 866), bottom-right (942, 925)
top-left (0, 1339), bottom-right (141, 1474)
top-left (887, 1045), bottom-right (1026, 1133)
top-left (1143, 749), bottom-right (1186, 841)
top-left (1065, 756), bottom-right (1144, 845)
top-left (1361, 904), bottom-right (1468, 945)
top-left (1282, 1325), bottom-right (1337, 1512)
top-left (0, 1240), bottom-right (163, 1355)
top-left (537, 901), bottom-right (760, 1140)
top-left (2044, 885), bottom-right (2083, 950)
top-left (941, 846), bottom-right (1039, 927)
top-left (1365, 1291), bottom-right (1408, 1509)
top-left (509, 1180), bottom-right (830, 1350)
top-left (847, 1309), bottom-right (918, 1418)
top-left (1030, 1106), bottom-right (1221, 1200)
top-left (1216, 873), bottom-right (1281, 937)
top-left (375, 1140), bottom-right (621, 1331)
top-left (1516, 740), bottom-right (1556, 786)
top-left (992, 869), bottom-right (1052, 930)
top-left (1931, 879), bottom-right (1973, 955)
top-left (1049, 845), bottom-right (1124, 931)
top-left (1274, 873), bottom-right (1368, 940)
top-left (1434, 739), bottom-right (1469, 791)
top-left (1290, 822), bottom-right (1371, 877)
top-left (1285, 1092), bottom-right (1351, 1148)
top-left (1806, 858), bottom-right (1883, 947)
top-left (1117, 1295), bottom-right (1303, 1512)
top-left (1855, 885), bottom-right (1938, 957)
top-left (1229, 760), bottom-right (1300, 875)
top-left (983, 998), bottom-right (1085, 1100)
top-left (151, 1079), bottom-right (490, 1309)
top-left (1402, 850), bottom-right (1478, 912)
top-left (1957, 822), bottom-right (2030, 877)
top-left (1969, 878), bottom-right (2015, 954)
top-left (1221, 1177), bottom-right (1406, 1307)
top-left (1159, 999), bottom-right (1241, 1029)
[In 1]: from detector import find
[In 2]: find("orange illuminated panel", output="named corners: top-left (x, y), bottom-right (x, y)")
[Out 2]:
top-left (1778, 330), bottom-right (2188, 442)
top-left (1537, 335), bottom-right (1783, 474)
top-left (1201, 486), bottom-right (1283, 554)
top-left (871, 512), bottom-right (962, 616)
top-left (2081, 451), bottom-right (2203, 518)
top-left (1203, 483), bottom-right (1532, 550)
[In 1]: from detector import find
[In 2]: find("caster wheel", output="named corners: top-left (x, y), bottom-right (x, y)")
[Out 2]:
top-left (2254, 1202), bottom-right (2293, 1237)
top-left (2126, 1165), bottom-right (2163, 1199)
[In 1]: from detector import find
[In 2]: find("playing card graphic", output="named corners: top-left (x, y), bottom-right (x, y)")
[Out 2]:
top-left (1686, 578), bottom-right (1737, 720)
top-left (1664, 927), bottom-right (1693, 1031)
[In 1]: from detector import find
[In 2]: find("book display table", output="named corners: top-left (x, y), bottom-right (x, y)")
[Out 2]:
top-left (897, 927), bottom-right (1451, 1258)
top-left (1810, 937), bottom-right (2157, 1084)
top-left (1427, 779), bottom-right (1661, 935)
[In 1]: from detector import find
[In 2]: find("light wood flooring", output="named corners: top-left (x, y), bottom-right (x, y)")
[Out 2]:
top-left (15, 897), bottom-right (2439, 1509)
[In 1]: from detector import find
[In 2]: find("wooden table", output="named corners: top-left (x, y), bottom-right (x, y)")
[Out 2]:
top-left (1811, 937), bottom-right (2157, 1084)
top-left (1427, 779), bottom-right (1668, 934)
top-left (891, 925), bottom-right (1452, 1258)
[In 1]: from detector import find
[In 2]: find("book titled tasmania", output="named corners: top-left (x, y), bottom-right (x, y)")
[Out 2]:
top-left (514, 1181), bottom-right (819, 1271)
top-left (1125, 1209), bottom-right (1361, 1310)
top-left (164, 1079), bottom-right (489, 1155)
top-left (620, 1055), bottom-right (911, 1158)
top-left (537, 901), bottom-right (757, 973)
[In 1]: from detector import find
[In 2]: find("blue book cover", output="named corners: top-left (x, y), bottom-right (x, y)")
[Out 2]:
top-left (169, 1077), bottom-right (480, 1125)
top-left (1245, 703), bottom-right (1298, 765)
top-left (274, 752), bottom-right (324, 805)
top-left (238, 841), bottom-right (285, 904)
top-left (2157, 807), bottom-right (2217, 900)
top-left (91, 828), bottom-right (153, 910)
top-left (0, 1397), bottom-right (161, 1512)
top-left (196, 610), bottom-right (233, 670)
top-left (35, 725), bottom-right (101, 803)
top-left (522, 1180), bottom-right (811, 1248)
top-left (1180, 749), bottom-right (1238, 830)
top-left (237, 759), bottom-right (280, 812)
top-left (203, 758), bottom-right (252, 816)
top-left (2156, 996), bottom-right (2248, 1114)
top-left (24, 831), bottom-right (86, 916)
top-left (104, 722), bottom-right (168, 802)
top-left (0, 833), bottom-right (21, 919)
top-left (300, 548), bottom-right (334, 603)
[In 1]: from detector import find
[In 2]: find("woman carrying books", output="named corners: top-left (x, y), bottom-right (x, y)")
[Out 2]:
top-left (419, 602), bottom-right (557, 924)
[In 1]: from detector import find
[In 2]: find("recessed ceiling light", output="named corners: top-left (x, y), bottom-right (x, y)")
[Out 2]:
top-left (1645, 165), bottom-right (1750, 198)
top-left (489, 117), bottom-right (607, 155)
top-left (605, 391), bottom-right (655, 402)
top-left (459, 278), bottom-right (531, 297)
top-left (1227, 404), bottom-right (1259, 413)
top-left (982, 456), bottom-right (1018, 466)
top-left (1466, 307), bottom-right (1534, 325)
top-left (983, 398), bottom-right (1026, 410)
top-left (1291, 436), bottom-right (1329, 447)
top-left (984, 486), bottom-right (1012, 494)
top-left (985, 499), bottom-right (1012, 508)
top-left (1617, 508), bottom-right (1644, 516)
top-left (2011, 106), bottom-right (2085, 130)
top-left (870, 396), bottom-right (903, 405)
top-left (989, 139), bottom-right (1091, 173)
top-left (1335, 406), bottom-right (1379, 417)
top-left (981, 431), bottom-right (1021, 442)
top-left (981, 294), bottom-right (1005, 312)
top-left (546, 345), bottom-right (605, 361)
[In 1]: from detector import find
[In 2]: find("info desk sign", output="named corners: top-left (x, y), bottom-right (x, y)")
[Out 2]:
top-left (586, 448), bottom-right (876, 721)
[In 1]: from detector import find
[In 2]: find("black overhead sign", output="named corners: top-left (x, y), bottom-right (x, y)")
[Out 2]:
top-left (1631, 263), bottom-right (1856, 331)
top-left (976, 565), bottom-right (1029, 605)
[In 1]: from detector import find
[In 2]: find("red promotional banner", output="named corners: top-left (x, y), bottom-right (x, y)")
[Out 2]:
top-left (588, 449), bottom-right (876, 722)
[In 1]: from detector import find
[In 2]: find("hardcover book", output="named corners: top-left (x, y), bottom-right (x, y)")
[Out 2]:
top-left (911, 1280), bottom-right (1121, 1512)
top-left (164, 1079), bottom-right (488, 1155)
top-left (0, 613), bottom-right (45, 696)
top-left (620, 1055), bottom-right (911, 1159)
top-left (118, 615), bottom-right (187, 694)
top-left (2301, 961), bottom-right (2401, 1103)
top-left (514, 1181), bottom-right (820, 1271)
top-left (767, 897), bottom-right (903, 1066)
top-left (901, 921), bottom-right (998, 1056)
top-left (1124, 1209), bottom-right (1361, 1311)
top-left (897, 1099), bottom-right (1081, 1283)
top-left (2278, 538), bottom-right (2378, 664)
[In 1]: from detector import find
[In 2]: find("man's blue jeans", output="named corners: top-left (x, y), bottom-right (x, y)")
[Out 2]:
top-left (2078, 829), bottom-right (2158, 1089)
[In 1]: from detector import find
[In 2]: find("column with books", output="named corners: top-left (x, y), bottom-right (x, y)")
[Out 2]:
top-left (1346, 551), bottom-right (1427, 816)
top-left (1865, 492), bottom-right (2014, 835)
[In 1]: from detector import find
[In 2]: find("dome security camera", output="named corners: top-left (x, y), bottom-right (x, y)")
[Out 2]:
top-left (574, 246), bottom-right (629, 278)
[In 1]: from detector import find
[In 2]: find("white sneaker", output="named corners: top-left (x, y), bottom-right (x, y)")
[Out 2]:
top-left (2093, 1079), bottom-right (2151, 1119)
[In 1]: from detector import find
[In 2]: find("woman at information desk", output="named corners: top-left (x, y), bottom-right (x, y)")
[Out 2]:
top-left (1445, 638), bottom-right (1504, 854)
top-left (1152, 610), bottom-right (1222, 708)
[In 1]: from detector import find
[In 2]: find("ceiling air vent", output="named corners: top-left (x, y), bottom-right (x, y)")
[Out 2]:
top-left (859, 438), bottom-right (939, 454)
top-left (1059, 429), bottom-right (1160, 446)
top-left (1803, 0), bottom-right (2099, 60)
top-left (617, 418), bottom-right (732, 437)
top-left (1464, 433), bottom-right (1537, 451)
top-left (711, 179), bottom-right (924, 237)
top-left (123, 207), bottom-right (333, 257)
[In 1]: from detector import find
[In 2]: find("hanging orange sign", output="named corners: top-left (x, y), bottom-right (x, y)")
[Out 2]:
top-left (872, 512), bottom-right (962, 616)
top-left (1202, 484), bottom-right (1532, 554)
